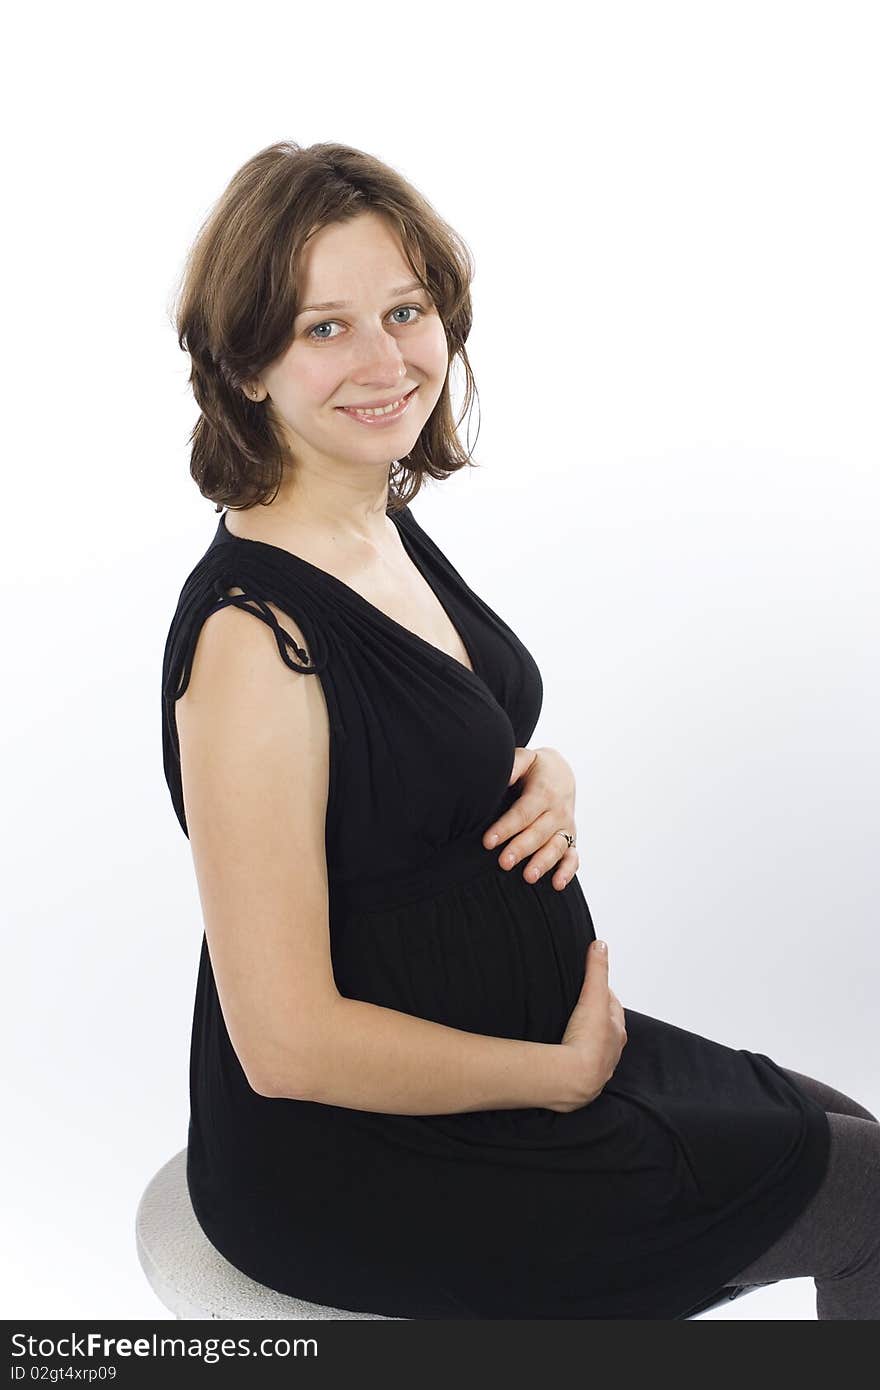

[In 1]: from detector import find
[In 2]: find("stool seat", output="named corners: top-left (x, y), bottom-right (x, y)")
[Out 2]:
top-left (135, 1148), bottom-right (400, 1320)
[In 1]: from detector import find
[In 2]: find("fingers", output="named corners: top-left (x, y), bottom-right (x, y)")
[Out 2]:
top-left (582, 939), bottom-right (609, 994)
top-left (551, 846), bottom-right (580, 889)
top-left (491, 811), bottom-right (579, 887)
top-left (482, 798), bottom-right (538, 849)
top-left (520, 838), bottom-right (577, 885)
top-left (484, 801), bottom-right (552, 855)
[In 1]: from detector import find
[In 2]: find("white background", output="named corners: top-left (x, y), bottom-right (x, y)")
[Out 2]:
top-left (3, 0), bottom-right (877, 1322)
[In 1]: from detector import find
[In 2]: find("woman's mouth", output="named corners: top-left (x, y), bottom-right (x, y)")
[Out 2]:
top-left (335, 386), bottom-right (418, 426)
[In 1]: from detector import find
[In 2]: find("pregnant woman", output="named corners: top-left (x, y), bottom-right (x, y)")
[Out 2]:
top-left (161, 140), bottom-right (879, 1319)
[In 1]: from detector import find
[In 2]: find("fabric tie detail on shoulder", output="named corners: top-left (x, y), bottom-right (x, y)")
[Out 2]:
top-left (209, 578), bottom-right (329, 675)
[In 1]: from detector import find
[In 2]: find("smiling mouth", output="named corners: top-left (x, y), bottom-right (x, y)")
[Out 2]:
top-left (335, 386), bottom-right (419, 422)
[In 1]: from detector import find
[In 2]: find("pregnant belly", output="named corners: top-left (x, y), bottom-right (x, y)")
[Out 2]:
top-left (331, 863), bottom-right (596, 1045)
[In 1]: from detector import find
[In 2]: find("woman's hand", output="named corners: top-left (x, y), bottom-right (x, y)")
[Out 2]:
top-left (548, 940), bottom-right (627, 1112)
top-left (482, 746), bottom-right (580, 890)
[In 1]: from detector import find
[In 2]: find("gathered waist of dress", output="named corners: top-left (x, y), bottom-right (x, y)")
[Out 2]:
top-left (329, 813), bottom-right (517, 919)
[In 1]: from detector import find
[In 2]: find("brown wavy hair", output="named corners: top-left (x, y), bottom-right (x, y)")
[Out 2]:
top-left (169, 140), bottom-right (482, 514)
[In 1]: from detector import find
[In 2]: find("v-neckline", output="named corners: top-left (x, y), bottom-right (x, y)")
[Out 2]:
top-left (216, 507), bottom-right (483, 685)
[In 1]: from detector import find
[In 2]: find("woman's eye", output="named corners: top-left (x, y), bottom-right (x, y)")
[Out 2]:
top-left (306, 304), bottom-right (424, 342)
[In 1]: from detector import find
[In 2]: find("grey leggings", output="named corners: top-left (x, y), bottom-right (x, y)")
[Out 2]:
top-left (725, 1066), bottom-right (880, 1319)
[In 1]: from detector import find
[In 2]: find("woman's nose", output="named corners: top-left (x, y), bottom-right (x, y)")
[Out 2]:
top-left (349, 325), bottom-right (409, 381)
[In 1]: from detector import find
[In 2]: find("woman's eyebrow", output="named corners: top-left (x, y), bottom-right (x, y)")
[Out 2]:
top-left (296, 280), bottom-right (426, 316)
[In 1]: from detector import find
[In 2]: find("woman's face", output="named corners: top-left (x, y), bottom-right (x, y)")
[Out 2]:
top-left (253, 211), bottom-right (449, 476)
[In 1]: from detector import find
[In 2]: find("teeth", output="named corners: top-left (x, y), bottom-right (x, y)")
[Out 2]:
top-left (348, 393), bottom-right (408, 416)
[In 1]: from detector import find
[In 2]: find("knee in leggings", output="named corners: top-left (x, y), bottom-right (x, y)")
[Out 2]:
top-left (777, 1065), bottom-right (879, 1125)
top-left (729, 1113), bottom-right (880, 1303)
top-left (813, 1115), bottom-right (880, 1287)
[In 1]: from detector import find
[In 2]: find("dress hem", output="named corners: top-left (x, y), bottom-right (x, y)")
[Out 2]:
top-left (185, 1099), bottom-right (832, 1320)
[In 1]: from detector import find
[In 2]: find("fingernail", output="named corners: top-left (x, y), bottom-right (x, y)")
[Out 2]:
top-left (594, 939), bottom-right (607, 953)
top-left (486, 832), bottom-right (498, 847)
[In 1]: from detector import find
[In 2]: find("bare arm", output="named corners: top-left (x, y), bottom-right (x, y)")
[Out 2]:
top-left (282, 995), bottom-right (580, 1114)
top-left (176, 590), bottom-right (580, 1115)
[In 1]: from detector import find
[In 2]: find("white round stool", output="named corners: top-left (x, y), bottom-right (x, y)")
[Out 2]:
top-left (135, 1148), bottom-right (402, 1320)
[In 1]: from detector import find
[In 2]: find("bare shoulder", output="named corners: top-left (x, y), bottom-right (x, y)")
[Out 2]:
top-left (178, 586), bottom-right (327, 738)
top-left (174, 584), bottom-right (335, 1100)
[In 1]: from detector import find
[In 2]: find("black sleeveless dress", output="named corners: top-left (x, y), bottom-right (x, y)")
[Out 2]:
top-left (160, 501), bottom-right (831, 1320)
